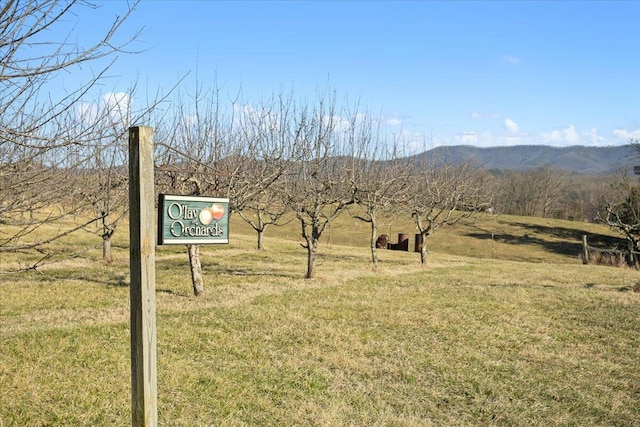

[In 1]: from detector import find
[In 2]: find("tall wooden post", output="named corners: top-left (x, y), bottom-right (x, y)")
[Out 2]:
top-left (129, 126), bottom-right (157, 427)
top-left (582, 235), bottom-right (589, 265)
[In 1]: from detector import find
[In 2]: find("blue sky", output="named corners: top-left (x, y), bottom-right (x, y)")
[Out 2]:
top-left (62, 1), bottom-right (639, 149)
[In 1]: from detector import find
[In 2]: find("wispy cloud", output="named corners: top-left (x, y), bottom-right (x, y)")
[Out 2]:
top-left (461, 132), bottom-right (478, 145)
top-left (613, 129), bottom-right (640, 142)
top-left (76, 91), bottom-right (133, 126)
top-left (423, 124), bottom-right (640, 148)
top-left (541, 125), bottom-right (581, 145)
top-left (103, 92), bottom-right (131, 124)
top-left (503, 55), bottom-right (522, 65)
top-left (504, 118), bottom-right (519, 134)
top-left (471, 112), bottom-right (500, 120)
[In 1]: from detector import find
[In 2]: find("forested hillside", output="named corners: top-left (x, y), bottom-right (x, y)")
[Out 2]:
top-left (414, 145), bottom-right (635, 174)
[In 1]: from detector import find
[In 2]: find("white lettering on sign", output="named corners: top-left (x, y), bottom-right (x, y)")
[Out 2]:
top-left (167, 203), bottom-right (199, 220)
top-left (169, 220), bottom-right (224, 238)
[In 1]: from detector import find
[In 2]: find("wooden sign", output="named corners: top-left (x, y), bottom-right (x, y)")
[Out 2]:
top-left (157, 194), bottom-right (230, 245)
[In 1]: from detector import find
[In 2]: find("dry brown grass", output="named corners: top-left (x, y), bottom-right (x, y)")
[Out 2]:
top-left (1, 212), bottom-right (638, 426)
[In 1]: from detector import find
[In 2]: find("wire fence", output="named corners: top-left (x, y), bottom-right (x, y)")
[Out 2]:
top-left (581, 235), bottom-right (640, 268)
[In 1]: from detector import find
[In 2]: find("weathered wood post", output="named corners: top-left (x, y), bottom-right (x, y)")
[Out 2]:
top-left (129, 126), bottom-right (158, 427)
top-left (187, 244), bottom-right (205, 296)
top-left (582, 235), bottom-right (589, 265)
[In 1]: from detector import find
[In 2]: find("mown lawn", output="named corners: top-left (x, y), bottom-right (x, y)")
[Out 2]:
top-left (1, 214), bottom-right (638, 426)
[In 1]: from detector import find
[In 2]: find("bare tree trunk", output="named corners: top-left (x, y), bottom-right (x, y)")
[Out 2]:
top-left (102, 214), bottom-right (112, 262)
top-left (370, 221), bottom-right (378, 267)
top-left (305, 238), bottom-right (318, 279)
top-left (257, 230), bottom-right (265, 250)
top-left (187, 244), bottom-right (204, 296)
top-left (103, 236), bottom-right (112, 262)
top-left (420, 233), bottom-right (428, 264)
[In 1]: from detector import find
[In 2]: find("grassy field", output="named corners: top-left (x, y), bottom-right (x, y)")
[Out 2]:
top-left (1, 213), bottom-right (639, 426)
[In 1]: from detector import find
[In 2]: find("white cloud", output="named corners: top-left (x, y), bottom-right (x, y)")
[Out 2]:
top-left (584, 128), bottom-right (606, 145)
top-left (237, 103), bottom-right (288, 127)
top-left (422, 125), bottom-right (640, 150)
top-left (386, 118), bottom-right (402, 126)
top-left (399, 129), bottom-right (427, 152)
top-left (103, 92), bottom-right (131, 124)
top-left (562, 125), bottom-right (581, 144)
top-left (537, 125), bottom-right (640, 146)
top-left (104, 92), bottom-right (130, 111)
top-left (481, 132), bottom-right (527, 147)
top-left (75, 91), bottom-right (133, 128)
top-left (430, 131), bottom-right (526, 148)
top-left (76, 102), bottom-right (99, 124)
top-left (181, 113), bottom-right (198, 128)
top-left (471, 112), bottom-right (500, 120)
top-left (476, 131), bottom-right (496, 147)
top-left (325, 114), bottom-right (353, 132)
top-left (504, 118), bottom-right (519, 134)
top-left (503, 55), bottom-right (522, 64)
top-left (490, 133), bottom-right (526, 146)
top-left (612, 129), bottom-right (640, 142)
top-left (541, 125), bottom-right (581, 145)
top-left (460, 132), bottom-right (478, 145)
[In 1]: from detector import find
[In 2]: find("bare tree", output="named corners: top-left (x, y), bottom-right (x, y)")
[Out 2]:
top-left (347, 118), bottom-right (413, 266)
top-left (408, 160), bottom-right (490, 264)
top-left (631, 137), bottom-right (640, 156)
top-left (281, 92), bottom-right (355, 279)
top-left (0, 0), bottom-right (140, 267)
top-left (74, 91), bottom-right (142, 261)
top-left (496, 168), bottom-right (566, 218)
top-left (154, 80), bottom-right (234, 295)
top-left (224, 94), bottom-right (294, 250)
top-left (590, 137), bottom-right (640, 265)
top-left (551, 174), bottom-right (607, 221)
top-left (597, 168), bottom-right (640, 255)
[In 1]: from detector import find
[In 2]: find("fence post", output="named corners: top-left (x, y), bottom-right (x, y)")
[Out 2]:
top-left (129, 126), bottom-right (158, 427)
top-left (582, 235), bottom-right (589, 265)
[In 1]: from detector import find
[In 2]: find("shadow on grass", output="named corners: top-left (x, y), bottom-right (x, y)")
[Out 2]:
top-left (466, 220), bottom-right (627, 257)
top-left (106, 274), bottom-right (128, 287)
top-left (156, 287), bottom-right (182, 295)
top-left (156, 256), bottom-right (299, 279)
top-left (584, 282), bottom-right (639, 293)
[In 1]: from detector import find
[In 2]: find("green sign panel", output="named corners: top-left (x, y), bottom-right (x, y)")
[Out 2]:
top-left (158, 194), bottom-right (230, 245)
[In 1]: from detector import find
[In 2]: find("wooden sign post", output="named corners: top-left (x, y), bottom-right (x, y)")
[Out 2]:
top-left (129, 126), bottom-right (158, 427)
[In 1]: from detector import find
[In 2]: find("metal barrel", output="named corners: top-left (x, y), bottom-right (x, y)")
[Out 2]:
top-left (398, 233), bottom-right (409, 251)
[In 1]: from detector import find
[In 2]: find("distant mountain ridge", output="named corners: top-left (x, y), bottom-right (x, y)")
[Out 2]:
top-left (413, 145), bottom-right (636, 175)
